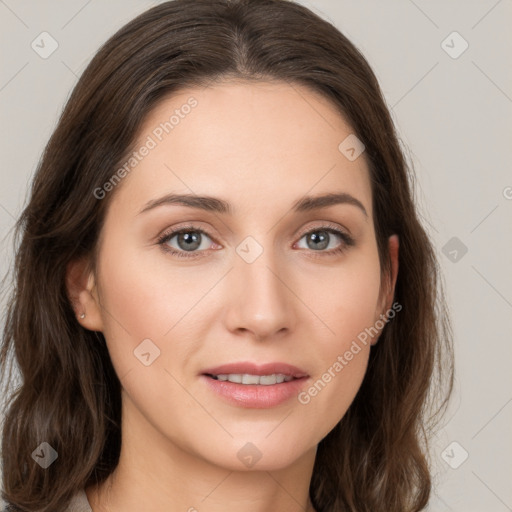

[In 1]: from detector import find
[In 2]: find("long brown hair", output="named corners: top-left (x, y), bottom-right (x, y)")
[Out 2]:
top-left (0, 1), bottom-right (454, 510)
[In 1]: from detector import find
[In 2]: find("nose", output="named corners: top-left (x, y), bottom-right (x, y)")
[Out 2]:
top-left (223, 248), bottom-right (297, 341)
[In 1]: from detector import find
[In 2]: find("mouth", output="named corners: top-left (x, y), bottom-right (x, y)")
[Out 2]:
top-left (201, 361), bottom-right (309, 382)
top-left (204, 373), bottom-right (300, 385)
top-left (200, 362), bottom-right (310, 408)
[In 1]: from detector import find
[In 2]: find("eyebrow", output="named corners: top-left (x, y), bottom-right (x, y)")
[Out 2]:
top-left (138, 192), bottom-right (368, 218)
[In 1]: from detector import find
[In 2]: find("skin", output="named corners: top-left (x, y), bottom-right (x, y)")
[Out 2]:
top-left (67, 80), bottom-right (399, 512)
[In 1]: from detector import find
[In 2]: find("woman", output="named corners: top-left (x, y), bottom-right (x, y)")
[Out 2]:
top-left (0, 0), bottom-right (454, 511)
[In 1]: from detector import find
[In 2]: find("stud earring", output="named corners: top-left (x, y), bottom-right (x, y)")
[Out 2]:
top-left (80, 313), bottom-right (86, 319)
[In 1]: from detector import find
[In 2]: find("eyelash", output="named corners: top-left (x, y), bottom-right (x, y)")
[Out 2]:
top-left (156, 222), bottom-right (355, 260)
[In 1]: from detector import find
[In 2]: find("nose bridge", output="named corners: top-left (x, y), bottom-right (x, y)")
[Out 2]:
top-left (225, 234), bottom-right (295, 337)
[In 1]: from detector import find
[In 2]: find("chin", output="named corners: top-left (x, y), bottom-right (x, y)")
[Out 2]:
top-left (195, 436), bottom-right (316, 473)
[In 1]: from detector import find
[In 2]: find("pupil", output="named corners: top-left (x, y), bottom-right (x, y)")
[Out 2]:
top-left (178, 231), bottom-right (201, 251)
top-left (308, 231), bottom-right (328, 250)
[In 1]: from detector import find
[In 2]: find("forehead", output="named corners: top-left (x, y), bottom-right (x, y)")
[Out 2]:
top-left (110, 80), bottom-right (373, 221)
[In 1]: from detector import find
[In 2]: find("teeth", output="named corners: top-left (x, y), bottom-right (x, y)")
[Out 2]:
top-left (213, 373), bottom-right (294, 385)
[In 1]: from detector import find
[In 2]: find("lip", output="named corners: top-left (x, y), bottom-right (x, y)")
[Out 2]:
top-left (200, 361), bottom-right (310, 409)
top-left (201, 361), bottom-right (309, 379)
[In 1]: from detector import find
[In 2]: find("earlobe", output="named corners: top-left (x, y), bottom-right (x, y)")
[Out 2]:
top-left (65, 257), bottom-right (104, 332)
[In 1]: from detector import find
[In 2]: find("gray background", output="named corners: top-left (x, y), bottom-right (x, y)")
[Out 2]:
top-left (1, 1), bottom-right (511, 510)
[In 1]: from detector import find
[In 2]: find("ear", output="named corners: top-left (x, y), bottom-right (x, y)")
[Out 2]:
top-left (372, 234), bottom-right (399, 345)
top-left (65, 257), bottom-right (104, 332)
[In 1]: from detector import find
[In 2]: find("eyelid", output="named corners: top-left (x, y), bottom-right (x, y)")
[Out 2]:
top-left (157, 220), bottom-right (351, 241)
top-left (156, 223), bottom-right (218, 248)
top-left (295, 220), bottom-right (351, 239)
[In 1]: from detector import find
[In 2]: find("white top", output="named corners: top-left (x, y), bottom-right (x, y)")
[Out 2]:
top-left (65, 489), bottom-right (93, 512)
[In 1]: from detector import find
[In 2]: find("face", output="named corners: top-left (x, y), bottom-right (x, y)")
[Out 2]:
top-left (72, 80), bottom-right (398, 472)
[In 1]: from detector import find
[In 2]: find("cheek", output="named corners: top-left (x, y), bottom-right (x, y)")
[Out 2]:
top-left (94, 245), bottom-right (210, 426)
top-left (297, 305), bottom-right (374, 444)
top-left (295, 253), bottom-right (381, 433)
top-left (297, 347), bottom-right (369, 445)
top-left (94, 239), bottom-right (208, 373)
top-left (304, 248), bottom-right (382, 348)
top-left (97, 234), bottom-right (218, 334)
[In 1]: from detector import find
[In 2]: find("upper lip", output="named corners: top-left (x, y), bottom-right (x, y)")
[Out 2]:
top-left (201, 362), bottom-right (309, 379)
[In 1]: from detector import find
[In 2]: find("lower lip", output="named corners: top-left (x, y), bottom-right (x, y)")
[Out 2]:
top-left (201, 375), bottom-right (309, 408)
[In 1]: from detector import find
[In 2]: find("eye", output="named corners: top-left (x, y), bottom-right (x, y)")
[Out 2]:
top-left (157, 225), bottom-right (216, 259)
top-left (294, 224), bottom-right (355, 257)
top-left (157, 222), bottom-right (355, 259)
